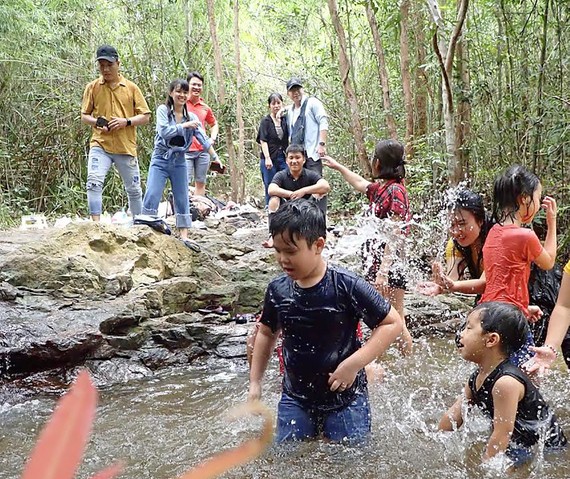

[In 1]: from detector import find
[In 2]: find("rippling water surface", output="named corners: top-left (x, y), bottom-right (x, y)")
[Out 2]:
top-left (1, 337), bottom-right (570, 479)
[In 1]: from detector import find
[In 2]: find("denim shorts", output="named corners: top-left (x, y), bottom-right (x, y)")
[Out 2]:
top-left (276, 390), bottom-right (371, 444)
top-left (186, 150), bottom-right (211, 184)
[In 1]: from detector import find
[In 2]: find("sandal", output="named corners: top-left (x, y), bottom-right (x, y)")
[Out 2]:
top-left (182, 239), bottom-right (201, 252)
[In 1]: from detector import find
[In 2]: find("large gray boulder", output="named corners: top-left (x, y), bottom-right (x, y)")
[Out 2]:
top-left (0, 220), bottom-right (470, 390)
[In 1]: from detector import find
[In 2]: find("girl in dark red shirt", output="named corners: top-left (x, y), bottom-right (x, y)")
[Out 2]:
top-left (323, 140), bottom-right (413, 355)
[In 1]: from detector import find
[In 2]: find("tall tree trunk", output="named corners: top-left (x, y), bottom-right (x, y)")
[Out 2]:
top-left (326, 0), bottom-right (369, 174)
top-left (499, 0), bottom-right (520, 159)
top-left (206, 0), bottom-right (238, 200)
top-left (455, 36), bottom-right (471, 177)
top-left (427, 0), bottom-right (469, 185)
top-left (184, 0), bottom-right (191, 67)
top-left (531, 0), bottom-right (549, 172)
top-left (399, 0), bottom-right (414, 158)
top-left (365, 1), bottom-right (398, 140)
top-left (233, 0), bottom-right (245, 202)
top-left (412, 0), bottom-right (428, 140)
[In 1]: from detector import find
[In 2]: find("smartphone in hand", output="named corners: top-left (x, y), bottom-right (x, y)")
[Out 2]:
top-left (96, 116), bottom-right (109, 128)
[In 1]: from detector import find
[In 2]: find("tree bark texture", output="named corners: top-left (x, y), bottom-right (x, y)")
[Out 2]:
top-left (427, 0), bottom-right (469, 185)
top-left (412, 0), bottom-right (429, 140)
top-left (531, 0), bottom-right (550, 172)
top-left (233, 0), bottom-right (245, 202)
top-left (366, 1), bottom-right (398, 141)
top-left (455, 36), bottom-right (471, 177)
top-left (399, 0), bottom-right (414, 159)
top-left (327, 0), bottom-right (369, 175)
top-left (206, 0), bottom-right (238, 200)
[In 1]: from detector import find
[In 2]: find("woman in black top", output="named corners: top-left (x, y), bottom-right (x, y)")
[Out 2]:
top-left (256, 92), bottom-right (289, 206)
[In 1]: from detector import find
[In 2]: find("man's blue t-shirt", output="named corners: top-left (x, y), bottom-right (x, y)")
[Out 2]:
top-left (261, 264), bottom-right (391, 411)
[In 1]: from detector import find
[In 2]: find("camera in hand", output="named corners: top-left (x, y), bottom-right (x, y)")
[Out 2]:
top-left (96, 116), bottom-right (109, 128)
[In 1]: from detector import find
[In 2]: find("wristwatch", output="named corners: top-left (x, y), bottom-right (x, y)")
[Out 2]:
top-left (126, 118), bottom-right (132, 127)
top-left (318, 141), bottom-right (326, 146)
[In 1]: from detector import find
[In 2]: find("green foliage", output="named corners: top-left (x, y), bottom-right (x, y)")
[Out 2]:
top-left (0, 0), bottom-right (568, 254)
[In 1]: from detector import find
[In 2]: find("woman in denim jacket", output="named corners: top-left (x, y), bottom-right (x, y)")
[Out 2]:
top-left (142, 79), bottom-right (219, 248)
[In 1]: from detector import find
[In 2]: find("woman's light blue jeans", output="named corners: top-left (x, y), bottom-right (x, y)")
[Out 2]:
top-left (142, 152), bottom-right (191, 228)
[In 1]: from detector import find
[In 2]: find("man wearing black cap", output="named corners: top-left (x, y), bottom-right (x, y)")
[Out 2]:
top-left (81, 45), bottom-right (151, 221)
top-left (285, 78), bottom-right (329, 211)
top-left (285, 78), bottom-right (329, 173)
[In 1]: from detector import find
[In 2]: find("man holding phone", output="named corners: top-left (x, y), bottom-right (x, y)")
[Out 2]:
top-left (81, 45), bottom-right (151, 221)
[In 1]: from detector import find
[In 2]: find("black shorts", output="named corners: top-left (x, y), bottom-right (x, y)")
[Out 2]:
top-left (362, 240), bottom-right (408, 290)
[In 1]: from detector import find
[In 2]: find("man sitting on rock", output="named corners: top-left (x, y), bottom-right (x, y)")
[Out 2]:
top-left (264, 144), bottom-right (330, 248)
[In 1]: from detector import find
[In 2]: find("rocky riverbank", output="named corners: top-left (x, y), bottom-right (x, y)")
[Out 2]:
top-left (0, 215), bottom-right (470, 392)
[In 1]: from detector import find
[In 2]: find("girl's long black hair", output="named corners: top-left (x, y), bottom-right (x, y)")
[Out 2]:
top-left (492, 164), bottom-right (540, 224)
top-left (165, 79), bottom-right (190, 120)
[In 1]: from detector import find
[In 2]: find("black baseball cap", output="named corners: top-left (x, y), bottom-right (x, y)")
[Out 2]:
top-left (96, 45), bottom-right (119, 62)
top-left (286, 77), bottom-right (303, 90)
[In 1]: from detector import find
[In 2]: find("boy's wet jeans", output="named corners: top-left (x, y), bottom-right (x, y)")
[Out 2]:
top-left (276, 390), bottom-right (371, 444)
top-left (86, 146), bottom-right (142, 216)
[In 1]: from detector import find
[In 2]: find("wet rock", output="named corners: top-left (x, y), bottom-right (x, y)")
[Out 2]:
top-left (85, 358), bottom-right (154, 386)
top-left (406, 292), bottom-right (471, 336)
top-left (137, 346), bottom-right (205, 370)
top-left (0, 282), bottom-right (21, 301)
top-left (3, 333), bottom-right (104, 375)
top-left (0, 217), bottom-right (475, 392)
top-left (0, 223), bottom-right (197, 298)
top-left (105, 331), bottom-right (149, 350)
top-left (152, 326), bottom-right (195, 350)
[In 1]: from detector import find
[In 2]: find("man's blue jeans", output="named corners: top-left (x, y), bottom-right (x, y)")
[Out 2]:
top-left (86, 146), bottom-right (142, 216)
top-left (142, 152), bottom-right (191, 228)
top-left (260, 153), bottom-right (287, 206)
top-left (276, 390), bottom-right (371, 444)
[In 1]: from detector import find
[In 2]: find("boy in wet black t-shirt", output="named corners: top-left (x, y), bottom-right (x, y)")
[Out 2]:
top-left (248, 199), bottom-right (403, 443)
top-left (439, 302), bottom-right (566, 465)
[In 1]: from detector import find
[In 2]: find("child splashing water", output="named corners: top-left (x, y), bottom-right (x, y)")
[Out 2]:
top-left (427, 166), bottom-right (557, 365)
top-left (323, 140), bottom-right (413, 356)
top-left (479, 165), bottom-right (557, 365)
top-left (439, 302), bottom-right (566, 466)
top-left (249, 200), bottom-right (402, 443)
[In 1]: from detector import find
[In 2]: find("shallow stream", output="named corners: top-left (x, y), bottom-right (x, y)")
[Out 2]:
top-left (2, 337), bottom-right (569, 479)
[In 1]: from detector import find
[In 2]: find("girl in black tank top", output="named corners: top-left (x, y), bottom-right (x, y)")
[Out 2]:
top-left (469, 359), bottom-right (566, 451)
top-left (439, 302), bottom-right (566, 465)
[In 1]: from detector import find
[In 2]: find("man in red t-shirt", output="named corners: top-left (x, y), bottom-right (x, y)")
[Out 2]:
top-left (186, 71), bottom-right (219, 196)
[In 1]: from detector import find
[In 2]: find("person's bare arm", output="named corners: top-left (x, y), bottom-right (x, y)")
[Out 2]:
top-left (439, 383), bottom-right (471, 431)
top-left (81, 113), bottom-right (99, 128)
top-left (448, 272), bottom-right (486, 295)
top-left (484, 376), bottom-right (523, 460)
top-left (328, 307), bottom-right (402, 391)
top-left (260, 141), bottom-right (272, 169)
top-left (322, 156), bottom-right (370, 194)
top-left (209, 121), bottom-right (219, 143)
top-left (290, 178), bottom-right (330, 200)
top-left (534, 196), bottom-right (557, 270)
top-left (108, 113), bottom-right (150, 131)
top-left (248, 324), bottom-right (279, 401)
top-left (525, 271), bottom-right (570, 374)
top-left (268, 183), bottom-right (293, 199)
